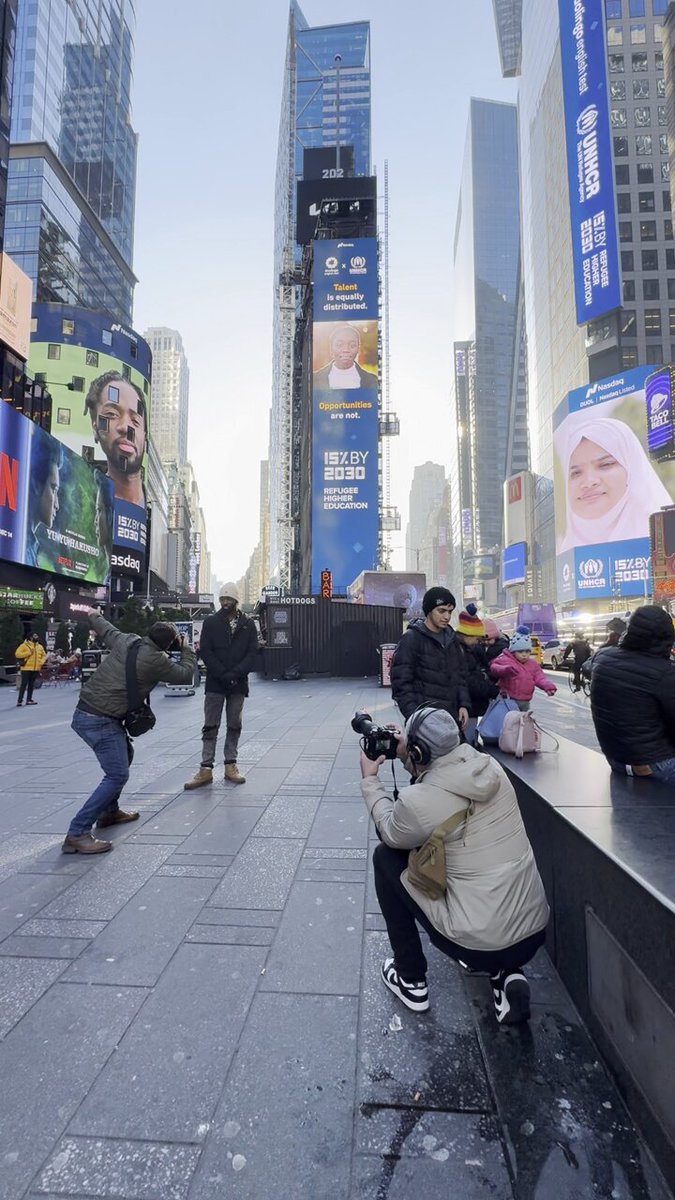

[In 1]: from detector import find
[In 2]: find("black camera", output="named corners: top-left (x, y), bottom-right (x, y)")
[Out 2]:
top-left (352, 712), bottom-right (399, 761)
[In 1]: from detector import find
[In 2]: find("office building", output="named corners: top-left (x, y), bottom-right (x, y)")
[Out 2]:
top-left (6, 0), bottom-right (138, 324)
top-left (406, 462), bottom-right (446, 579)
top-left (450, 98), bottom-right (529, 609)
top-left (270, 1), bottom-right (372, 588)
top-left (144, 327), bottom-right (190, 466)
top-left (0, 0), bottom-right (17, 249)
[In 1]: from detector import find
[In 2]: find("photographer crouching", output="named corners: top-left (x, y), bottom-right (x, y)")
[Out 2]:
top-left (356, 706), bottom-right (549, 1025)
top-left (63, 608), bottom-right (196, 855)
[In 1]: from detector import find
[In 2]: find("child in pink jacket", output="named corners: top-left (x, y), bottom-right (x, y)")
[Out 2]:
top-left (489, 629), bottom-right (557, 710)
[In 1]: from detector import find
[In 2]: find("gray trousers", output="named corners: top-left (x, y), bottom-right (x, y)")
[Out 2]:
top-left (201, 692), bottom-right (245, 766)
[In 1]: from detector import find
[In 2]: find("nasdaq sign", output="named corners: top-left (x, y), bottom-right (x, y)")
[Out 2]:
top-left (558, 0), bottom-right (621, 323)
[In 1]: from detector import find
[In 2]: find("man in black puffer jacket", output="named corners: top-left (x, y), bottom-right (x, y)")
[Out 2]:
top-left (591, 605), bottom-right (675, 782)
top-left (391, 586), bottom-right (470, 730)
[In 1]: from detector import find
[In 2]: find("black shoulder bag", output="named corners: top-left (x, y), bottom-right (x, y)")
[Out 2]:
top-left (123, 639), bottom-right (156, 738)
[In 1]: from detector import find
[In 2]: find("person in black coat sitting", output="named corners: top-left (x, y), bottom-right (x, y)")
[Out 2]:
top-left (391, 587), bottom-right (470, 730)
top-left (455, 604), bottom-right (500, 744)
top-left (591, 605), bottom-right (675, 782)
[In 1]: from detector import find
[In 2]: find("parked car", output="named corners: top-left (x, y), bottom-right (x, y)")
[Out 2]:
top-left (541, 639), bottom-right (569, 670)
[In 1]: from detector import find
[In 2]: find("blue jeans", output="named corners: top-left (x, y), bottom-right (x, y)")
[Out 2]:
top-left (69, 709), bottom-right (130, 835)
top-left (650, 758), bottom-right (675, 785)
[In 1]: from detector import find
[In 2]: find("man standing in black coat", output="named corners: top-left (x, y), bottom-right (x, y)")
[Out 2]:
top-left (391, 586), bottom-right (470, 729)
top-left (184, 584), bottom-right (259, 788)
top-left (591, 605), bottom-right (675, 782)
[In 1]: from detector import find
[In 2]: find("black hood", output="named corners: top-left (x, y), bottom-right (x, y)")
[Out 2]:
top-left (621, 606), bottom-right (674, 657)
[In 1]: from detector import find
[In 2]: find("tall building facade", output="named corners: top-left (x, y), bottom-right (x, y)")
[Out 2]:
top-left (144, 327), bottom-right (189, 465)
top-left (406, 462), bottom-right (446, 579)
top-left (270, 2), bottom-right (371, 587)
top-left (450, 98), bottom-right (530, 609)
top-left (0, 0), bottom-right (17, 249)
top-left (6, 0), bottom-right (138, 323)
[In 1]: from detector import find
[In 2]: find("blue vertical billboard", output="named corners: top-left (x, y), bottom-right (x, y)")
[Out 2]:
top-left (311, 238), bottom-right (380, 594)
top-left (558, 0), bottom-right (621, 324)
top-left (646, 366), bottom-right (675, 462)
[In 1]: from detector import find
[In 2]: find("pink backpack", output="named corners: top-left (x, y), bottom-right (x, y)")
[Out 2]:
top-left (498, 711), bottom-right (541, 758)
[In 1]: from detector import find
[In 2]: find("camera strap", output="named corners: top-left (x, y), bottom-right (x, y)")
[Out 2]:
top-left (391, 760), bottom-right (399, 802)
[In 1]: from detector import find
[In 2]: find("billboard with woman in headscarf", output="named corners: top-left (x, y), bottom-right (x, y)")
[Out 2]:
top-left (554, 366), bottom-right (675, 600)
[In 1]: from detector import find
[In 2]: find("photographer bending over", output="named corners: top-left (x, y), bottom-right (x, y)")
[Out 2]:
top-left (360, 706), bottom-right (549, 1025)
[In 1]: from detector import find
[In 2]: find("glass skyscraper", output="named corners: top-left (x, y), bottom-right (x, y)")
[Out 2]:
top-left (450, 98), bottom-right (529, 607)
top-left (270, 1), bottom-right (371, 587)
top-left (5, 0), bottom-right (137, 323)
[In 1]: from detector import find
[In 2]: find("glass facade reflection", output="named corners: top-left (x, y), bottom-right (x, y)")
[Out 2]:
top-left (270, 1), bottom-right (372, 586)
top-left (0, 0), bottom-right (17, 250)
top-left (7, 0), bottom-right (137, 322)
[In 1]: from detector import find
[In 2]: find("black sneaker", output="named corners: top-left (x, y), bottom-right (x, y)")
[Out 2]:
top-left (491, 970), bottom-right (531, 1025)
top-left (381, 957), bottom-right (429, 1012)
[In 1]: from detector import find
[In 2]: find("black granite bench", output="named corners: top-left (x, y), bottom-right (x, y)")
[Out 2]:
top-left (489, 735), bottom-right (675, 1192)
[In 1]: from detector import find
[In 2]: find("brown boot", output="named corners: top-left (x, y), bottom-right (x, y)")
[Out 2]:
top-left (184, 766), bottom-right (213, 791)
top-left (225, 763), bottom-right (246, 784)
top-left (96, 809), bottom-right (140, 828)
top-left (62, 832), bottom-right (112, 854)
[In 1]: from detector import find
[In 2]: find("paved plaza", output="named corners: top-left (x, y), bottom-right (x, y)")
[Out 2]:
top-left (0, 676), bottom-right (670, 1199)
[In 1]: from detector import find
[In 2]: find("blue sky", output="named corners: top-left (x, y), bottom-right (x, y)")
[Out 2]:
top-left (131, 1), bottom-right (516, 583)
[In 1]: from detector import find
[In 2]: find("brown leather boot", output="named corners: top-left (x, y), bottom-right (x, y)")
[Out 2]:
top-left (224, 763), bottom-right (246, 784)
top-left (62, 832), bottom-right (112, 854)
top-left (184, 766), bottom-right (213, 790)
top-left (96, 809), bottom-right (140, 828)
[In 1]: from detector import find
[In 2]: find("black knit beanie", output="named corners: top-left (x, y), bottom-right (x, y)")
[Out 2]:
top-left (422, 586), bottom-right (456, 616)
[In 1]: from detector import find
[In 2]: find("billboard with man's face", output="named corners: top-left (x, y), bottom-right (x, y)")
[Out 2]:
top-left (554, 366), bottom-right (675, 600)
top-left (29, 305), bottom-right (151, 577)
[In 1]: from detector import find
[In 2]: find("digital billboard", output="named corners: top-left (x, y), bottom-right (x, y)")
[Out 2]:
top-left (0, 401), bottom-right (113, 584)
top-left (558, 0), bottom-right (621, 323)
top-left (502, 542), bottom-right (527, 588)
top-left (0, 254), bottom-right (32, 360)
top-left (554, 366), bottom-right (675, 600)
top-left (646, 366), bottom-right (675, 461)
top-left (311, 238), bottom-right (379, 594)
top-left (650, 508), bottom-right (675, 604)
top-left (347, 571), bottom-right (426, 621)
top-left (297, 175), bottom-right (376, 246)
top-left (29, 304), bottom-right (151, 577)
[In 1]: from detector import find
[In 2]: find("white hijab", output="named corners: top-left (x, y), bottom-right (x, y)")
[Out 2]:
top-left (557, 414), bottom-right (671, 553)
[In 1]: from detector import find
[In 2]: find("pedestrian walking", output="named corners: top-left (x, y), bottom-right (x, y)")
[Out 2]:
top-left (489, 628), bottom-right (557, 710)
top-left (390, 586), bottom-right (470, 729)
top-left (15, 633), bottom-right (46, 706)
top-left (455, 604), bottom-right (499, 744)
top-left (64, 608), bottom-right (196, 854)
top-left (184, 584), bottom-right (259, 789)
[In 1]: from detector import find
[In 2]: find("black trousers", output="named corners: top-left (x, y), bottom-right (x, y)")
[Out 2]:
top-left (373, 842), bottom-right (546, 980)
top-left (18, 672), bottom-right (38, 702)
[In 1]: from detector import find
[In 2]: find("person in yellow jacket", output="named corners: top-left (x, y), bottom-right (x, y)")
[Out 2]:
top-left (15, 634), bottom-right (47, 706)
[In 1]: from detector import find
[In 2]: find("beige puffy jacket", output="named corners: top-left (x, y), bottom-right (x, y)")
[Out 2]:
top-left (361, 744), bottom-right (549, 952)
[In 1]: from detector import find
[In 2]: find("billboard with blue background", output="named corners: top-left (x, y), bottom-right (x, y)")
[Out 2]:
top-left (311, 238), bottom-right (380, 593)
top-left (502, 541), bottom-right (527, 587)
top-left (554, 366), bottom-right (675, 600)
top-left (558, 0), bottom-right (621, 324)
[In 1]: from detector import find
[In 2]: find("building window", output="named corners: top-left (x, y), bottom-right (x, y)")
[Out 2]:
top-left (615, 164), bottom-right (630, 185)
top-left (608, 24), bottom-right (624, 44)
top-left (659, 133), bottom-right (668, 155)
top-left (622, 347), bottom-right (638, 368)
top-left (630, 0), bottom-right (645, 11)
top-left (61, 319), bottom-right (74, 336)
top-left (657, 78), bottom-right (666, 97)
top-left (619, 221), bottom-right (633, 241)
top-left (630, 23), bottom-right (646, 42)
top-left (609, 53), bottom-right (625, 71)
top-left (665, 219), bottom-right (674, 240)
top-left (654, 23), bottom-right (663, 41)
top-left (130, 341), bottom-right (138, 359)
top-left (47, 344), bottom-right (60, 360)
top-left (621, 249), bottom-right (635, 270)
top-left (642, 248), bottom-right (658, 269)
top-left (607, 0), bottom-right (622, 14)
top-left (636, 134), bottom-right (652, 154)
top-left (640, 220), bottom-right (657, 239)
top-left (611, 79), bottom-right (626, 99)
top-left (632, 51), bottom-right (648, 69)
top-left (614, 136), bottom-right (629, 156)
top-left (645, 309), bottom-right (662, 335)
top-left (623, 279), bottom-right (636, 301)
top-left (71, 376), bottom-right (85, 392)
top-left (664, 191), bottom-right (672, 212)
top-left (653, 0), bottom-right (667, 13)
top-left (122, 363), bottom-right (131, 380)
top-left (638, 191), bottom-right (655, 211)
top-left (56, 407), bottom-right (70, 425)
top-left (668, 279), bottom-right (675, 300)
top-left (633, 77), bottom-right (650, 98)
top-left (85, 349), bottom-right (99, 367)
top-left (622, 310), bottom-right (637, 335)
top-left (612, 108), bottom-right (627, 127)
top-left (656, 51), bottom-right (663, 69)
top-left (662, 162), bottom-right (671, 182)
top-left (670, 310), bottom-right (675, 335)
top-left (667, 249), bottom-right (675, 270)
top-left (617, 192), bottom-right (632, 213)
top-left (634, 106), bottom-right (651, 126)
top-left (102, 330), bottom-right (113, 346)
top-left (643, 278), bottom-right (660, 299)
top-left (637, 162), bottom-right (654, 182)
top-left (658, 106), bottom-right (667, 126)
top-left (646, 344), bottom-right (663, 363)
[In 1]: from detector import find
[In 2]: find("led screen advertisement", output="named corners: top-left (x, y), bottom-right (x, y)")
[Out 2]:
top-left (0, 401), bottom-right (114, 584)
top-left (558, 0), bottom-right (621, 324)
top-left (502, 542), bottom-right (527, 588)
top-left (311, 238), bottom-right (380, 594)
top-left (29, 305), bottom-right (151, 577)
top-left (646, 366), bottom-right (675, 461)
top-left (554, 366), bottom-right (675, 600)
top-left (347, 571), bottom-right (426, 621)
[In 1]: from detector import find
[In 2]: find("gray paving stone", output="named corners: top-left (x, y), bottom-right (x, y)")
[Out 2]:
top-left (298, 870), bottom-right (368, 885)
top-left (63, 874), bottom-right (216, 986)
top-left (0, 933), bottom-right (88, 959)
top-left (325, 768), bottom-right (363, 796)
top-left (0, 982), bottom-right (147, 1198)
top-left (209, 837), bottom-right (304, 910)
top-left (14, 917), bottom-right (107, 938)
top-left (186, 925), bottom-right (274, 946)
top-left (69, 943), bottom-right (265, 1143)
top-left (157, 864), bottom-right (227, 878)
top-left (0, 833), bottom-right (64, 881)
top-left (38, 844), bottom-right (174, 921)
top-left (253, 793), bottom-right (320, 838)
top-left (306, 802), bottom-right (369, 849)
top-left (0, 872), bottom-right (75, 940)
top-left (283, 758), bottom-right (333, 786)
top-left (229, 766), bottom-right (290, 795)
top-left (260, 880), bottom-right (364, 995)
top-left (199, 908), bottom-right (280, 927)
top-left (189, 993), bottom-right (357, 1200)
top-left (359, 933), bottom-right (491, 1112)
top-left (177, 805), bottom-right (262, 856)
top-left (167, 853), bottom-right (235, 867)
top-left (0, 956), bottom-right (66, 1039)
top-left (137, 789), bottom-right (224, 834)
top-left (253, 745), bottom-right (303, 768)
top-left (304, 847), bottom-right (367, 860)
top-left (35, 1136), bottom-right (200, 1199)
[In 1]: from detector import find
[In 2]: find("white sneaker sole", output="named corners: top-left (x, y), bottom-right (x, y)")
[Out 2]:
top-left (381, 961), bottom-right (430, 1012)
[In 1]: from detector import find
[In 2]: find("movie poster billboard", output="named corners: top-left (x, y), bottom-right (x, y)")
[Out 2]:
top-left (28, 304), bottom-right (152, 578)
top-left (311, 238), bottom-right (380, 594)
top-left (558, 0), bottom-right (621, 324)
top-left (554, 366), bottom-right (675, 600)
top-left (0, 401), bottom-right (113, 584)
